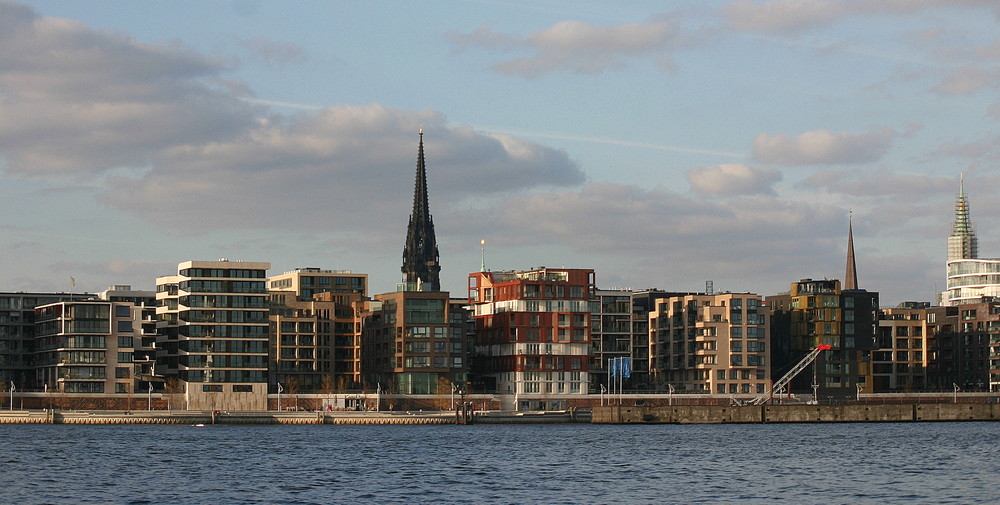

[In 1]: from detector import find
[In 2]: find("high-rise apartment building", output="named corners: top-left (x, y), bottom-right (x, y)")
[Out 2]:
top-left (467, 267), bottom-right (595, 410)
top-left (766, 279), bottom-right (878, 398)
top-left (0, 292), bottom-right (95, 389)
top-left (590, 289), bottom-right (633, 393)
top-left (649, 293), bottom-right (770, 395)
top-left (156, 260), bottom-right (270, 410)
top-left (872, 303), bottom-right (949, 392)
top-left (268, 268), bottom-right (367, 392)
top-left (360, 290), bottom-right (470, 394)
top-left (34, 300), bottom-right (137, 394)
top-left (268, 267), bottom-right (366, 303)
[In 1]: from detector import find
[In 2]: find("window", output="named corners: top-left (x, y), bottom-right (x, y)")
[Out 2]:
top-left (118, 352), bottom-right (133, 363)
top-left (233, 385), bottom-right (253, 392)
top-left (202, 385), bottom-right (223, 392)
top-left (115, 367), bottom-right (130, 379)
top-left (115, 383), bottom-right (129, 393)
top-left (730, 355), bottom-right (743, 366)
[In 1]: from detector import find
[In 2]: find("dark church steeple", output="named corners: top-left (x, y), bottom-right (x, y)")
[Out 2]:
top-left (401, 130), bottom-right (441, 291)
top-left (844, 212), bottom-right (858, 291)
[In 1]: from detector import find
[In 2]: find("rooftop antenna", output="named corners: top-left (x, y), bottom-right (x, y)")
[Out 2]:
top-left (480, 239), bottom-right (487, 272)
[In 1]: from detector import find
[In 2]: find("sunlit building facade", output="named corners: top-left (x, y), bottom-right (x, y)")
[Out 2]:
top-left (467, 267), bottom-right (595, 410)
top-left (649, 293), bottom-right (770, 395)
top-left (156, 260), bottom-right (270, 410)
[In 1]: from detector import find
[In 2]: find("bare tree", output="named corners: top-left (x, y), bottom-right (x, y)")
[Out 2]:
top-left (285, 377), bottom-right (300, 411)
top-left (164, 378), bottom-right (181, 411)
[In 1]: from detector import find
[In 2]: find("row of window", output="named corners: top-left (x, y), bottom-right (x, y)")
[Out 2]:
top-left (402, 356), bottom-right (463, 368)
top-left (716, 383), bottom-right (766, 394)
top-left (179, 268), bottom-right (266, 279)
top-left (181, 339), bottom-right (267, 354)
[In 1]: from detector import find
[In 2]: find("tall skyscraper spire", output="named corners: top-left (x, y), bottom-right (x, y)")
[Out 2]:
top-left (401, 129), bottom-right (441, 291)
top-left (844, 212), bottom-right (858, 290)
top-left (947, 174), bottom-right (978, 262)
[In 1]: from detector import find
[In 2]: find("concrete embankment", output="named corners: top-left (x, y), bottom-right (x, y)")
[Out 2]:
top-left (0, 410), bottom-right (457, 425)
top-left (0, 409), bottom-right (592, 425)
top-left (593, 403), bottom-right (1000, 424)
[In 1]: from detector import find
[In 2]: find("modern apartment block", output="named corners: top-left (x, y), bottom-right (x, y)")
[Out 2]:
top-left (467, 267), bottom-right (595, 410)
top-left (629, 289), bottom-right (695, 390)
top-left (268, 268), bottom-right (368, 392)
top-left (928, 301), bottom-right (996, 391)
top-left (590, 289), bottom-right (633, 393)
top-left (268, 267), bottom-right (366, 304)
top-left (97, 285), bottom-right (160, 389)
top-left (766, 279), bottom-right (878, 399)
top-left (360, 289), bottom-right (470, 394)
top-left (156, 260), bottom-right (270, 410)
top-left (34, 300), bottom-right (137, 394)
top-left (872, 303), bottom-right (945, 392)
top-left (0, 292), bottom-right (95, 389)
top-left (648, 293), bottom-right (770, 395)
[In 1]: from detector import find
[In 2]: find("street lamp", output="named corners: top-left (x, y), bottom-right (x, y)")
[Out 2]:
top-left (148, 382), bottom-right (154, 411)
top-left (277, 383), bottom-right (283, 412)
top-left (9, 381), bottom-right (14, 411)
top-left (451, 383), bottom-right (458, 410)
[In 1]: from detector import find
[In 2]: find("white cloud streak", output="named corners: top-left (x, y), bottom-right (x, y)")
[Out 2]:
top-left (752, 128), bottom-right (897, 166)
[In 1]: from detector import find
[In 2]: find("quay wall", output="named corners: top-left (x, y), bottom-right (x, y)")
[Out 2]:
top-left (0, 410), bottom-right (457, 425)
top-left (593, 403), bottom-right (1000, 424)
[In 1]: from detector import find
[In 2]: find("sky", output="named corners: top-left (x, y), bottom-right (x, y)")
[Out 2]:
top-left (3, 0), bottom-right (1000, 306)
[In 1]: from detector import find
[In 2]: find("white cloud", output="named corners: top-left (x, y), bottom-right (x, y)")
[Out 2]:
top-left (752, 128), bottom-right (897, 166)
top-left (449, 17), bottom-right (683, 77)
top-left (100, 104), bottom-right (585, 231)
top-left (723, 0), bottom-right (1000, 33)
top-left (0, 3), bottom-right (585, 234)
top-left (0, 1), bottom-right (254, 176)
top-left (724, 0), bottom-right (847, 33)
top-left (932, 66), bottom-right (999, 95)
top-left (687, 163), bottom-right (782, 197)
top-left (801, 169), bottom-right (955, 198)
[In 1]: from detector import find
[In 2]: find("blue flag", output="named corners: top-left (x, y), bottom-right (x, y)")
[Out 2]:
top-left (621, 357), bottom-right (631, 378)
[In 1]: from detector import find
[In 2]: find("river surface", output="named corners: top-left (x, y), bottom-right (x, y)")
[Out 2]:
top-left (1, 422), bottom-right (996, 504)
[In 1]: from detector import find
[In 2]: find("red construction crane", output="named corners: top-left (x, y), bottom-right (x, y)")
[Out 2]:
top-left (750, 344), bottom-right (832, 406)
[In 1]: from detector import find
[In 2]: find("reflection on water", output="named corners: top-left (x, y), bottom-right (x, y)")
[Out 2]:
top-left (1, 422), bottom-right (995, 504)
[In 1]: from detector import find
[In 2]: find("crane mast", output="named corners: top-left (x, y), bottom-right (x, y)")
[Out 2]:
top-left (750, 344), bottom-right (831, 406)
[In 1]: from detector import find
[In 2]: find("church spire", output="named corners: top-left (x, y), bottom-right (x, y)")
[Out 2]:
top-left (948, 174), bottom-right (978, 262)
top-left (401, 129), bottom-right (441, 291)
top-left (844, 212), bottom-right (858, 290)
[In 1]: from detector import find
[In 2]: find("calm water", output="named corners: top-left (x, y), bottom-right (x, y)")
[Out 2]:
top-left (1, 422), bottom-right (997, 504)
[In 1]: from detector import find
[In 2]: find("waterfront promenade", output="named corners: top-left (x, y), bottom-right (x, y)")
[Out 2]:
top-left (1, 402), bottom-right (998, 424)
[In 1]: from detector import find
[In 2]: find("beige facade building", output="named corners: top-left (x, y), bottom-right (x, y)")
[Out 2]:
top-left (156, 260), bottom-right (271, 410)
top-left (648, 293), bottom-right (770, 395)
top-left (268, 268), bottom-right (368, 392)
top-left (34, 300), bottom-right (137, 394)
